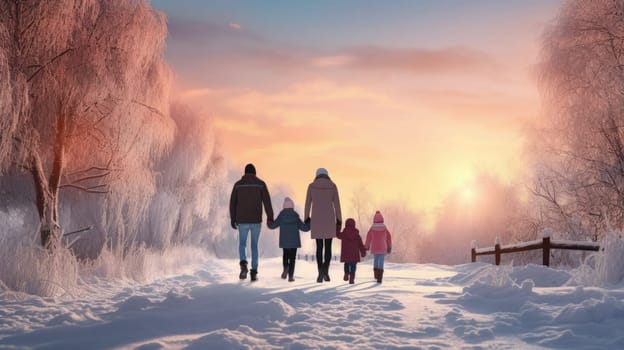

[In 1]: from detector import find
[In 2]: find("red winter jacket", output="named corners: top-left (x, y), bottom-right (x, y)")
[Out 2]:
top-left (336, 218), bottom-right (366, 263)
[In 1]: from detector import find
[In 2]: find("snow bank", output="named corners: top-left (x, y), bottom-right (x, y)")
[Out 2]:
top-left (3, 257), bottom-right (624, 349)
top-left (569, 231), bottom-right (624, 287)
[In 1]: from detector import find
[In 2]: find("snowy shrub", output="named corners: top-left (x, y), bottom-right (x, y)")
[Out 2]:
top-left (83, 245), bottom-right (208, 283)
top-left (0, 237), bottom-right (79, 297)
top-left (569, 231), bottom-right (624, 287)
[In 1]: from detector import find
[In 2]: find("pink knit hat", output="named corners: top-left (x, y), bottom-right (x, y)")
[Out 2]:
top-left (283, 197), bottom-right (294, 209)
top-left (373, 210), bottom-right (384, 223)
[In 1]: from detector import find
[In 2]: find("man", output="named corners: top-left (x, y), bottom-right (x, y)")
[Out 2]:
top-left (229, 163), bottom-right (274, 281)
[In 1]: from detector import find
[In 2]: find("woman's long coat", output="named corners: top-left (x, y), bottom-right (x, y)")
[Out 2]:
top-left (304, 175), bottom-right (342, 239)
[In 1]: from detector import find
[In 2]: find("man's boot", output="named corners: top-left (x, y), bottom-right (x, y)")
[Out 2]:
top-left (349, 272), bottom-right (355, 284)
top-left (239, 260), bottom-right (248, 280)
top-left (250, 269), bottom-right (258, 282)
top-left (323, 262), bottom-right (331, 282)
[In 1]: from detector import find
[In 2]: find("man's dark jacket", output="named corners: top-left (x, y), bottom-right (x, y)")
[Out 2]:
top-left (229, 174), bottom-right (274, 224)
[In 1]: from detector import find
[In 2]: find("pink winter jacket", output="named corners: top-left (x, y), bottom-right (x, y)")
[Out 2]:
top-left (364, 211), bottom-right (392, 255)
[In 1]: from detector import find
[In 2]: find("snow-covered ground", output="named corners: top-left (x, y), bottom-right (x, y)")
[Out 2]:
top-left (1, 257), bottom-right (624, 349)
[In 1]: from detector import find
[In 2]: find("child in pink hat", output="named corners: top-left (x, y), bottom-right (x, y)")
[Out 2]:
top-left (364, 210), bottom-right (392, 283)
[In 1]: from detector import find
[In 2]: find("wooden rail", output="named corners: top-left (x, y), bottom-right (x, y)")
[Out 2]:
top-left (471, 230), bottom-right (600, 267)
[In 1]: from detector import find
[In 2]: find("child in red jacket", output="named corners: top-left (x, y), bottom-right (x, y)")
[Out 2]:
top-left (365, 210), bottom-right (392, 283)
top-left (336, 218), bottom-right (366, 284)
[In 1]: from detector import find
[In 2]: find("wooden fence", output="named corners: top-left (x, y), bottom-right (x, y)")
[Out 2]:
top-left (297, 254), bottom-right (339, 261)
top-left (471, 229), bottom-right (601, 267)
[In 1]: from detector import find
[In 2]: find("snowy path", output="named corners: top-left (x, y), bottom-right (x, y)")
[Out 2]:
top-left (1, 258), bottom-right (624, 349)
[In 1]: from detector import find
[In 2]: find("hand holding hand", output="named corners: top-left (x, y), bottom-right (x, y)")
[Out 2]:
top-left (387, 247), bottom-right (392, 254)
top-left (230, 219), bottom-right (237, 230)
top-left (304, 217), bottom-right (311, 225)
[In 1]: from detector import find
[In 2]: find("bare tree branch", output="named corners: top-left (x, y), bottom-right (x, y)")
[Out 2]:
top-left (27, 47), bottom-right (74, 82)
top-left (59, 183), bottom-right (109, 194)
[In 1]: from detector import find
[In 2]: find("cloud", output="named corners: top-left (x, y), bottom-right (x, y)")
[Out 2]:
top-left (227, 46), bottom-right (500, 77)
top-left (320, 46), bottom-right (500, 75)
top-left (174, 76), bottom-right (532, 216)
top-left (311, 55), bottom-right (355, 68)
top-left (166, 17), bottom-right (261, 43)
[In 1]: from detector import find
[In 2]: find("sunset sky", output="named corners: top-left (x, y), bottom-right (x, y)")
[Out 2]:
top-left (151, 0), bottom-right (562, 220)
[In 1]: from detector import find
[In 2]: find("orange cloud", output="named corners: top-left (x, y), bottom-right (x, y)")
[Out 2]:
top-left (176, 76), bottom-right (531, 217)
top-left (320, 46), bottom-right (501, 76)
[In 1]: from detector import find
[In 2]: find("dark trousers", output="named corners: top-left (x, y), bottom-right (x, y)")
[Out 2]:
top-left (344, 262), bottom-right (357, 274)
top-left (282, 248), bottom-right (297, 276)
top-left (315, 239), bottom-right (332, 268)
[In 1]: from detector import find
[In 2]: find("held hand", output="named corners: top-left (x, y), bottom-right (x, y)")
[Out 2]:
top-left (304, 217), bottom-right (311, 225)
top-left (267, 218), bottom-right (274, 227)
top-left (387, 247), bottom-right (391, 254)
top-left (335, 223), bottom-right (341, 235)
top-left (230, 219), bottom-right (237, 230)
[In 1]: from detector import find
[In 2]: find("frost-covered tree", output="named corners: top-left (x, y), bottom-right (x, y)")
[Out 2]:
top-left (146, 103), bottom-right (224, 249)
top-left (536, 0), bottom-right (624, 239)
top-left (0, 0), bottom-right (174, 249)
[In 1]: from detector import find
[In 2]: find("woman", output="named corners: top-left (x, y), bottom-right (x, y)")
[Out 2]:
top-left (304, 167), bottom-right (342, 282)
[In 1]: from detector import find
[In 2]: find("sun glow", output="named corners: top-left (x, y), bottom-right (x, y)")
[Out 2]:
top-left (461, 187), bottom-right (475, 202)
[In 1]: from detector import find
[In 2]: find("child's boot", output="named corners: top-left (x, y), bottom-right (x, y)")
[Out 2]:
top-left (373, 268), bottom-right (379, 282)
top-left (378, 269), bottom-right (384, 283)
top-left (343, 272), bottom-right (349, 281)
top-left (349, 272), bottom-right (355, 284)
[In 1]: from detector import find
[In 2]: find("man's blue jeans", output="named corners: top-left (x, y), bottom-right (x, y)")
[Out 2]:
top-left (238, 223), bottom-right (261, 270)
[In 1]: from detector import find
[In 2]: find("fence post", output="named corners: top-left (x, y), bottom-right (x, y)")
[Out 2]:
top-left (542, 229), bottom-right (551, 267)
top-left (494, 237), bottom-right (501, 265)
top-left (470, 240), bottom-right (477, 263)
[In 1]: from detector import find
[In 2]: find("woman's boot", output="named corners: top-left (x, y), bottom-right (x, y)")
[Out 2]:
top-left (281, 267), bottom-right (288, 279)
top-left (323, 262), bottom-right (331, 282)
top-left (317, 265), bottom-right (324, 283)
